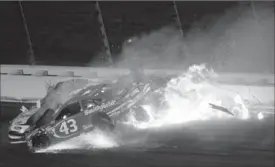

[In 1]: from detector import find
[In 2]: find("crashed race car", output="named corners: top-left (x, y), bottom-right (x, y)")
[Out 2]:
top-left (8, 66), bottom-right (246, 152)
top-left (8, 72), bottom-right (173, 151)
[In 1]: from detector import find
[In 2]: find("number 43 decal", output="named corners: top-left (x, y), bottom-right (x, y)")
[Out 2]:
top-left (59, 119), bottom-right (78, 135)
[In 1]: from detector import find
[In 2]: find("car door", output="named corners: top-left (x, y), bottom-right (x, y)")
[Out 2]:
top-left (50, 101), bottom-right (86, 140)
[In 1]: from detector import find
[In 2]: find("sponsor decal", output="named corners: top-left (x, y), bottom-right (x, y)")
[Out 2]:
top-left (82, 124), bottom-right (94, 130)
top-left (130, 88), bottom-right (139, 96)
top-left (84, 100), bottom-right (116, 115)
top-left (52, 119), bottom-right (78, 138)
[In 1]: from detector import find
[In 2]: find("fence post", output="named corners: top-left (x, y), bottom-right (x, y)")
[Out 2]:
top-left (18, 1), bottom-right (36, 65)
top-left (95, 1), bottom-right (113, 66)
top-left (173, 1), bottom-right (183, 35)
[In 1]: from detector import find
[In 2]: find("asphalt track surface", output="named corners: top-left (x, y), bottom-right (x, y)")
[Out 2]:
top-left (0, 102), bottom-right (274, 167)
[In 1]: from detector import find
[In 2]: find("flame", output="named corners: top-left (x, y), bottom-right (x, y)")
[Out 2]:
top-left (35, 129), bottom-right (118, 153)
top-left (125, 64), bottom-right (250, 129)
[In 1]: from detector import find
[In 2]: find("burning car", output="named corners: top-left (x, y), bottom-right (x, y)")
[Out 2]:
top-left (8, 64), bottom-right (255, 152)
top-left (8, 74), bottom-right (170, 152)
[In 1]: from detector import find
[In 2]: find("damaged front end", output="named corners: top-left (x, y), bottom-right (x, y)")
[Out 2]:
top-left (8, 106), bottom-right (39, 144)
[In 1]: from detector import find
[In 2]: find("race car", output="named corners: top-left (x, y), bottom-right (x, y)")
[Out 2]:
top-left (8, 74), bottom-right (168, 152)
top-left (8, 69), bottom-right (244, 152)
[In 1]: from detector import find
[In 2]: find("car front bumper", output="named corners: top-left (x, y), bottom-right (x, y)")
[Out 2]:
top-left (8, 130), bottom-right (26, 144)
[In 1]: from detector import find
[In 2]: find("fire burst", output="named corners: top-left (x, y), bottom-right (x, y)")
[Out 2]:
top-left (126, 64), bottom-right (250, 129)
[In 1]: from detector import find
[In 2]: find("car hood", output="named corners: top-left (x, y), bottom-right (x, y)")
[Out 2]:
top-left (11, 106), bottom-right (39, 126)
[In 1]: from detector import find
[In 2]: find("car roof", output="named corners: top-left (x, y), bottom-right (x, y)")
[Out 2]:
top-left (63, 82), bottom-right (112, 106)
top-left (61, 74), bottom-right (171, 107)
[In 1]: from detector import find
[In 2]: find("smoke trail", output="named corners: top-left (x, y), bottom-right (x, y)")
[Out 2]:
top-left (116, 2), bottom-right (274, 73)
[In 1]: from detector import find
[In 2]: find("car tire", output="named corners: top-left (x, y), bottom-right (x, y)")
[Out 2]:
top-left (133, 106), bottom-right (150, 122)
top-left (91, 112), bottom-right (114, 132)
top-left (30, 133), bottom-right (50, 152)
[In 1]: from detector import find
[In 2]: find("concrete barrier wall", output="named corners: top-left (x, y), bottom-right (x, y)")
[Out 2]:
top-left (1, 65), bottom-right (274, 106)
top-left (217, 84), bottom-right (274, 107)
top-left (1, 75), bottom-right (274, 107)
top-left (1, 65), bottom-right (130, 77)
top-left (0, 75), bottom-right (114, 101)
top-left (1, 64), bottom-right (274, 85)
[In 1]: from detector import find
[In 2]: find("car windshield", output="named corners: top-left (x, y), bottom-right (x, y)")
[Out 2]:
top-left (55, 101), bottom-right (81, 121)
top-left (81, 98), bottom-right (105, 110)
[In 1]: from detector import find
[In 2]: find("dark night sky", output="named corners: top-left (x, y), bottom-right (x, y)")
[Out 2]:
top-left (0, 1), bottom-right (238, 66)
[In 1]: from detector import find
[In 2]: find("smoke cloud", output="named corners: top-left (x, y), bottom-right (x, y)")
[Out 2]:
top-left (116, 2), bottom-right (274, 73)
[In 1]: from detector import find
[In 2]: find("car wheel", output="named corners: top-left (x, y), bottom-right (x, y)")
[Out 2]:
top-left (30, 133), bottom-right (50, 152)
top-left (133, 106), bottom-right (150, 122)
top-left (92, 112), bottom-right (114, 132)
